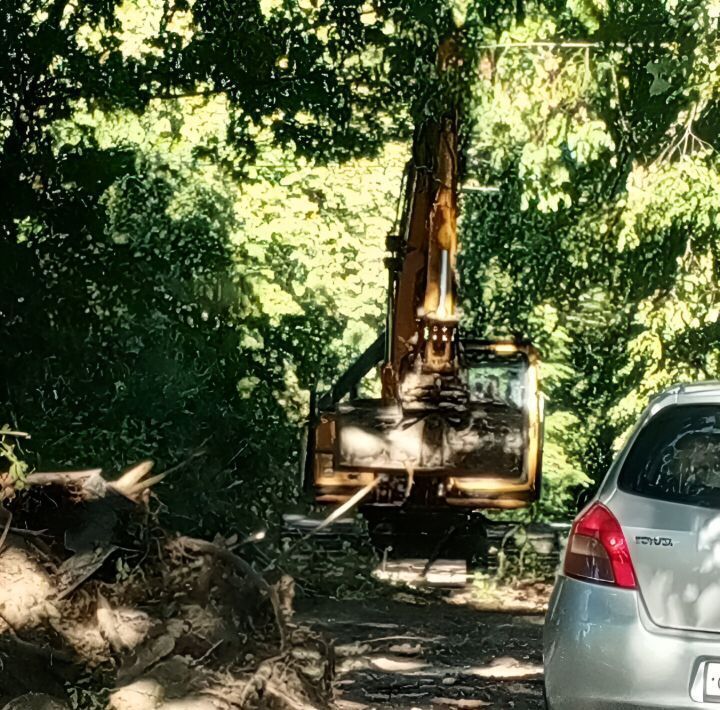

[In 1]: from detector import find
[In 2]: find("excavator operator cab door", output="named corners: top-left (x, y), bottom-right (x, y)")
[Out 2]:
top-left (446, 340), bottom-right (544, 509)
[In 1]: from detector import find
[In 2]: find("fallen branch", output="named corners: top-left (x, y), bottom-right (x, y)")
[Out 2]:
top-left (8, 527), bottom-right (49, 538)
top-left (25, 469), bottom-right (102, 486)
top-left (24, 461), bottom-right (165, 503)
top-left (0, 430), bottom-right (31, 439)
top-left (175, 536), bottom-right (288, 649)
top-left (0, 510), bottom-right (12, 555)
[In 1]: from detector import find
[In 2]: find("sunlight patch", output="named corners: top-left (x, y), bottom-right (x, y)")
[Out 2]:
top-left (470, 657), bottom-right (543, 680)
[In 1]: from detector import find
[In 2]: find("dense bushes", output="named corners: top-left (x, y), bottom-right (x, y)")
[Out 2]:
top-left (3, 0), bottom-right (720, 529)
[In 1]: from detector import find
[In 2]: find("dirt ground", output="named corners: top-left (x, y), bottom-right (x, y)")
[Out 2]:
top-left (296, 589), bottom-right (547, 710)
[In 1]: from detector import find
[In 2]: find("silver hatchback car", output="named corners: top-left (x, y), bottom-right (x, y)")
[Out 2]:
top-left (545, 382), bottom-right (720, 709)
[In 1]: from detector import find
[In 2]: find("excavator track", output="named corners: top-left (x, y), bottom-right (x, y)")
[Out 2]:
top-left (282, 512), bottom-right (569, 589)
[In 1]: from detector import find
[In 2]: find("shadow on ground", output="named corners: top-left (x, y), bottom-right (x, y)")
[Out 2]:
top-left (296, 595), bottom-right (546, 709)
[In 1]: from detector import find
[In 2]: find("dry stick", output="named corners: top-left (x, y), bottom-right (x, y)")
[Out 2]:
top-left (157, 449), bottom-right (207, 478)
top-left (8, 527), bottom-right (49, 537)
top-left (25, 469), bottom-right (102, 486)
top-left (176, 536), bottom-right (287, 649)
top-left (362, 633), bottom-right (446, 645)
top-left (190, 639), bottom-right (223, 667)
top-left (279, 476), bottom-right (383, 562)
top-left (265, 682), bottom-right (319, 710)
top-left (314, 477), bottom-right (383, 534)
top-left (0, 510), bottom-right (13, 555)
top-left (271, 476), bottom-right (384, 583)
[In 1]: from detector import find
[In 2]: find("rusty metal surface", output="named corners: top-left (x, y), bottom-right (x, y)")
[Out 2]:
top-left (335, 401), bottom-right (524, 476)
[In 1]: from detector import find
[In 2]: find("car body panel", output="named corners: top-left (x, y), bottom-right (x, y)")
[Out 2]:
top-left (609, 489), bottom-right (720, 634)
top-left (545, 575), bottom-right (720, 709)
top-left (545, 382), bottom-right (720, 709)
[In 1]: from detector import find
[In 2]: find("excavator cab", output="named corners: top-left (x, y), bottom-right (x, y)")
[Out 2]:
top-left (443, 340), bottom-right (543, 507)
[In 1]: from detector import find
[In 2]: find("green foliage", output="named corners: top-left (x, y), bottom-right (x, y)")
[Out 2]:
top-left (0, 428), bottom-right (29, 496)
top-left (459, 0), bottom-right (720, 501)
top-left (3, 0), bottom-right (720, 532)
top-left (0, 0), bottom-right (403, 530)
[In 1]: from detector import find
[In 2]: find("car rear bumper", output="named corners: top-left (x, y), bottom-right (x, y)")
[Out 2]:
top-left (544, 575), bottom-right (720, 709)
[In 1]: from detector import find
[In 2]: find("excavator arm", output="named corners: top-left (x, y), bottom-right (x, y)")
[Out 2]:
top-left (382, 113), bottom-right (461, 402)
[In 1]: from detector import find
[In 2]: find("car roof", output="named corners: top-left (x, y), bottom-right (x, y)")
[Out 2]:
top-left (650, 381), bottom-right (720, 408)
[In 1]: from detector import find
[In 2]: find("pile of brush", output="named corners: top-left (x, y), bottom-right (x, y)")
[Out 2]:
top-left (0, 449), bottom-right (334, 710)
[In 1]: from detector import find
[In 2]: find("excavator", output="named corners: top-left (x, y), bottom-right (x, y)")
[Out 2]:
top-left (302, 40), bottom-right (545, 559)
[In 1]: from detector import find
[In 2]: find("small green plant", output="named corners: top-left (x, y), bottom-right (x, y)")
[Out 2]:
top-left (0, 426), bottom-right (30, 500)
top-left (65, 677), bottom-right (110, 710)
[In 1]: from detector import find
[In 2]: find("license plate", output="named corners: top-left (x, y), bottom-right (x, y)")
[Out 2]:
top-left (705, 663), bottom-right (720, 701)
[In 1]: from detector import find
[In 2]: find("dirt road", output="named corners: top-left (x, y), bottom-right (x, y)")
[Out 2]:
top-left (296, 592), bottom-right (546, 709)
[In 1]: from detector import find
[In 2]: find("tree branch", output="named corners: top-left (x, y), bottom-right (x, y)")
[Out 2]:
top-left (175, 536), bottom-right (287, 649)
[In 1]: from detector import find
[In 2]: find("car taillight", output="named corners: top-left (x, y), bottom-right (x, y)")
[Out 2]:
top-left (564, 502), bottom-right (637, 589)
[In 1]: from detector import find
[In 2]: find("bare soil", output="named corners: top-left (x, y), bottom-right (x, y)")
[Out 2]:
top-left (296, 591), bottom-right (547, 710)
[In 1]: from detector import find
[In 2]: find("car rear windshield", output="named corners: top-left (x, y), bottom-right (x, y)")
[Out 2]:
top-left (619, 404), bottom-right (720, 508)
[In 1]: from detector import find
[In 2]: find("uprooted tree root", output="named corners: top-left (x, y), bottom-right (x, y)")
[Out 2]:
top-left (0, 461), bottom-right (335, 710)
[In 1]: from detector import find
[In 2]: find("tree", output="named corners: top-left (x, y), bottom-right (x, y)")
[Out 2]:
top-left (3, 0), bottom-right (720, 527)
